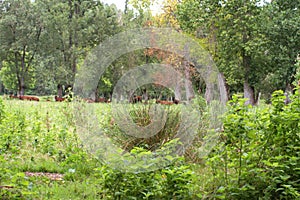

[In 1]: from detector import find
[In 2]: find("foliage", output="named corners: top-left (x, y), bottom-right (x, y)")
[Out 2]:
top-left (0, 99), bottom-right (197, 199)
top-left (105, 104), bottom-right (181, 152)
top-left (262, 0), bottom-right (300, 92)
top-left (295, 59), bottom-right (300, 84)
top-left (1, 0), bottom-right (299, 198)
top-left (36, 0), bottom-right (120, 95)
top-left (153, 0), bottom-right (180, 28)
top-left (95, 154), bottom-right (195, 199)
top-left (177, 0), bottom-right (299, 103)
top-left (205, 91), bottom-right (300, 199)
top-left (0, 0), bottom-right (120, 96)
top-left (0, 0), bottom-right (43, 95)
top-left (1, 91), bottom-right (300, 199)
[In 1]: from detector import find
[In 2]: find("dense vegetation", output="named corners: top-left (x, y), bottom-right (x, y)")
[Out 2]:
top-left (0, 0), bottom-right (299, 102)
top-left (0, 0), bottom-right (299, 199)
top-left (0, 90), bottom-right (299, 199)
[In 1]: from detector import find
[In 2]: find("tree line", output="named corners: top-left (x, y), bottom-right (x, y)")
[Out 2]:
top-left (0, 0), bottom-right (299, 105)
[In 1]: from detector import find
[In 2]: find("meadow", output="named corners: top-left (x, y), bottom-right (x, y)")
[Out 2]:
top-left (0, 91), bottom-right (299, 199)
top-left (0, 98), bottom-right (199, 199)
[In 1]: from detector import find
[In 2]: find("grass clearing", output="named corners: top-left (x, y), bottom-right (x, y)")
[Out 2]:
top-left (1, 91), bottom-right (299, 199)
top-left (0, 99), bottom-right (198, 199)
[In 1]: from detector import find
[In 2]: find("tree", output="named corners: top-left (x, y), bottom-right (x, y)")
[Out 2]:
top-left (262, 0), bottom-right (300, 94)
top-left (94, 0), bottom-right (156, 100)
top-left (219, 0), bottom-right (267, 105)
top-left (177, 0), bottom-right (228, 102)
top-left (177, 0), bottom-right (270, 105)
top-left (146, 0), bottom-right (198, 101)
top-left (154, 0), bottom-right (180, 29)
top-left (37, 0), bottom-right (120, 97)
top-left (0, 0), bottom-right (43, 95)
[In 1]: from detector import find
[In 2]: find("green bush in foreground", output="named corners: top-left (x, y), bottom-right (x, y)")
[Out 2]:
top-left (94, 156), bottom-right (195, 200)
top-left (205, 90), bottom-right (300, 199)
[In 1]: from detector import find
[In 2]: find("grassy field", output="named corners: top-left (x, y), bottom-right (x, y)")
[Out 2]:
top-left (1, 100), bottom-right (101, 199)
top-left (0, 99), bottom-right (202, 199)
top-left (1, 91), bottom-right (299, 199)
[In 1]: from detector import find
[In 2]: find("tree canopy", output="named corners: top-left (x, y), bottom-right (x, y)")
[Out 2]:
top-left (0, 0), bottom-right (298, 103)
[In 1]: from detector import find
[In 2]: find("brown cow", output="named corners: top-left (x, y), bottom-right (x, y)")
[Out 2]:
top-left (156, 100), bottom-right (174, 105)
top-left (19, 95), bottom-right (39, 101)
top-left (82, 98), bottom-right (94, 103)
top-left (132, 95), bottom-right (142, 103)
top-left (173, 99), bottom-right (180, 104)
top-left (9, 94), bottom-right (19, 99)
top-left (54, 96), bottom-right (66, 102)
top-left (95, 97), bottom-right (107, 103)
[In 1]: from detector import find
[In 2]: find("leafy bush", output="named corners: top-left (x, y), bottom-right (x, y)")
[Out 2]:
top-left (95, 154), bottom-right (195, 200)
top-left (205, 90), bottom-right (300, 199)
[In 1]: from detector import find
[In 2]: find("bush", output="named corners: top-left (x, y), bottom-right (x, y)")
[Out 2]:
top-left (106, 104), bottom-right (182, 152)
top-left (205, 90), bottom-right (300, 199)
top-left (95, 154), bottom-right (195, 200)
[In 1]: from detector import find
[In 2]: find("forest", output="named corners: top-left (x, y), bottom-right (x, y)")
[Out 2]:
top-left (0, 0), bottom-right (299, 199)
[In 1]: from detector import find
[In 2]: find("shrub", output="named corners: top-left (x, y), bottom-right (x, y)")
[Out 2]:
top-left (105, 104), bottom-right (181, 152)
top-left (205, 91), bottom-right (300, 199)
top-left (95, 152), bottom-right (195, 200)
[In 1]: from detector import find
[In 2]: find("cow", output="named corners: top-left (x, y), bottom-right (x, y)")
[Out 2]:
top-left (95, 97), bottom-right (107, 103)
top-left (82, 98), bottom-right (94, 103)
top-left (132, 95), bottom-right (142, 103)
top-left (19, 95), bottom-right (39, 101)
top-left (54, 96), bottom-right (66, 102)
top-left (9, 94), bottom-right (19, 99)
top-left (156, 98), bottom-right (180, 105)
top-left (156, 100), bottom-right (174, 105)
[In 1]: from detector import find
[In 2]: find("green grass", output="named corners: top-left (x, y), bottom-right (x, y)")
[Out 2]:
top-left (0, 99), bottom-right (107, 199)
top-left (0, 99), bottom-right (199, 199)
top-left (1, 91), bottom-right (299, 199)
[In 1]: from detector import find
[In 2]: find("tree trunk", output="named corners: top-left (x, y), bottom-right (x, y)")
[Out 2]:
top-left (184, 60), bottom-right (194, 101)
top-left (19, 49), bottom-right (27, 96)
top-left (284, 83), bottom-right (292, 104)
top-left (124, 0), bottom-right (129, 14)
top-left (256, 92), bottom-right (261, 106)
top-left (57, 84), bottom-right (63, 97)
top-left (128, 89), bottom-right (134, 102)
top-left (244, 80), bottom-right (255, 105)
top-left (218, 72), bottom-right (228, 105)
top-left (204, 64), bottom-right (214, 103)
top-left (183, 45), bottom-right (194, 101)
top-left (18, 77), bottom-right (25, 96)
top-left (174, 82), bottom-right (181, 101)
top-left (142, 89), bottom-right (148, 101)
top-left (158, 91), bottom-right (162, 100)
top-left (94, 86), bottom-right (99, 101)
top-left (205, 82), bottom-right (213, 103)
top-left (242, 30), bottom-right (255, 105)
top-left (0, 83), bottom-right (3, 94)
